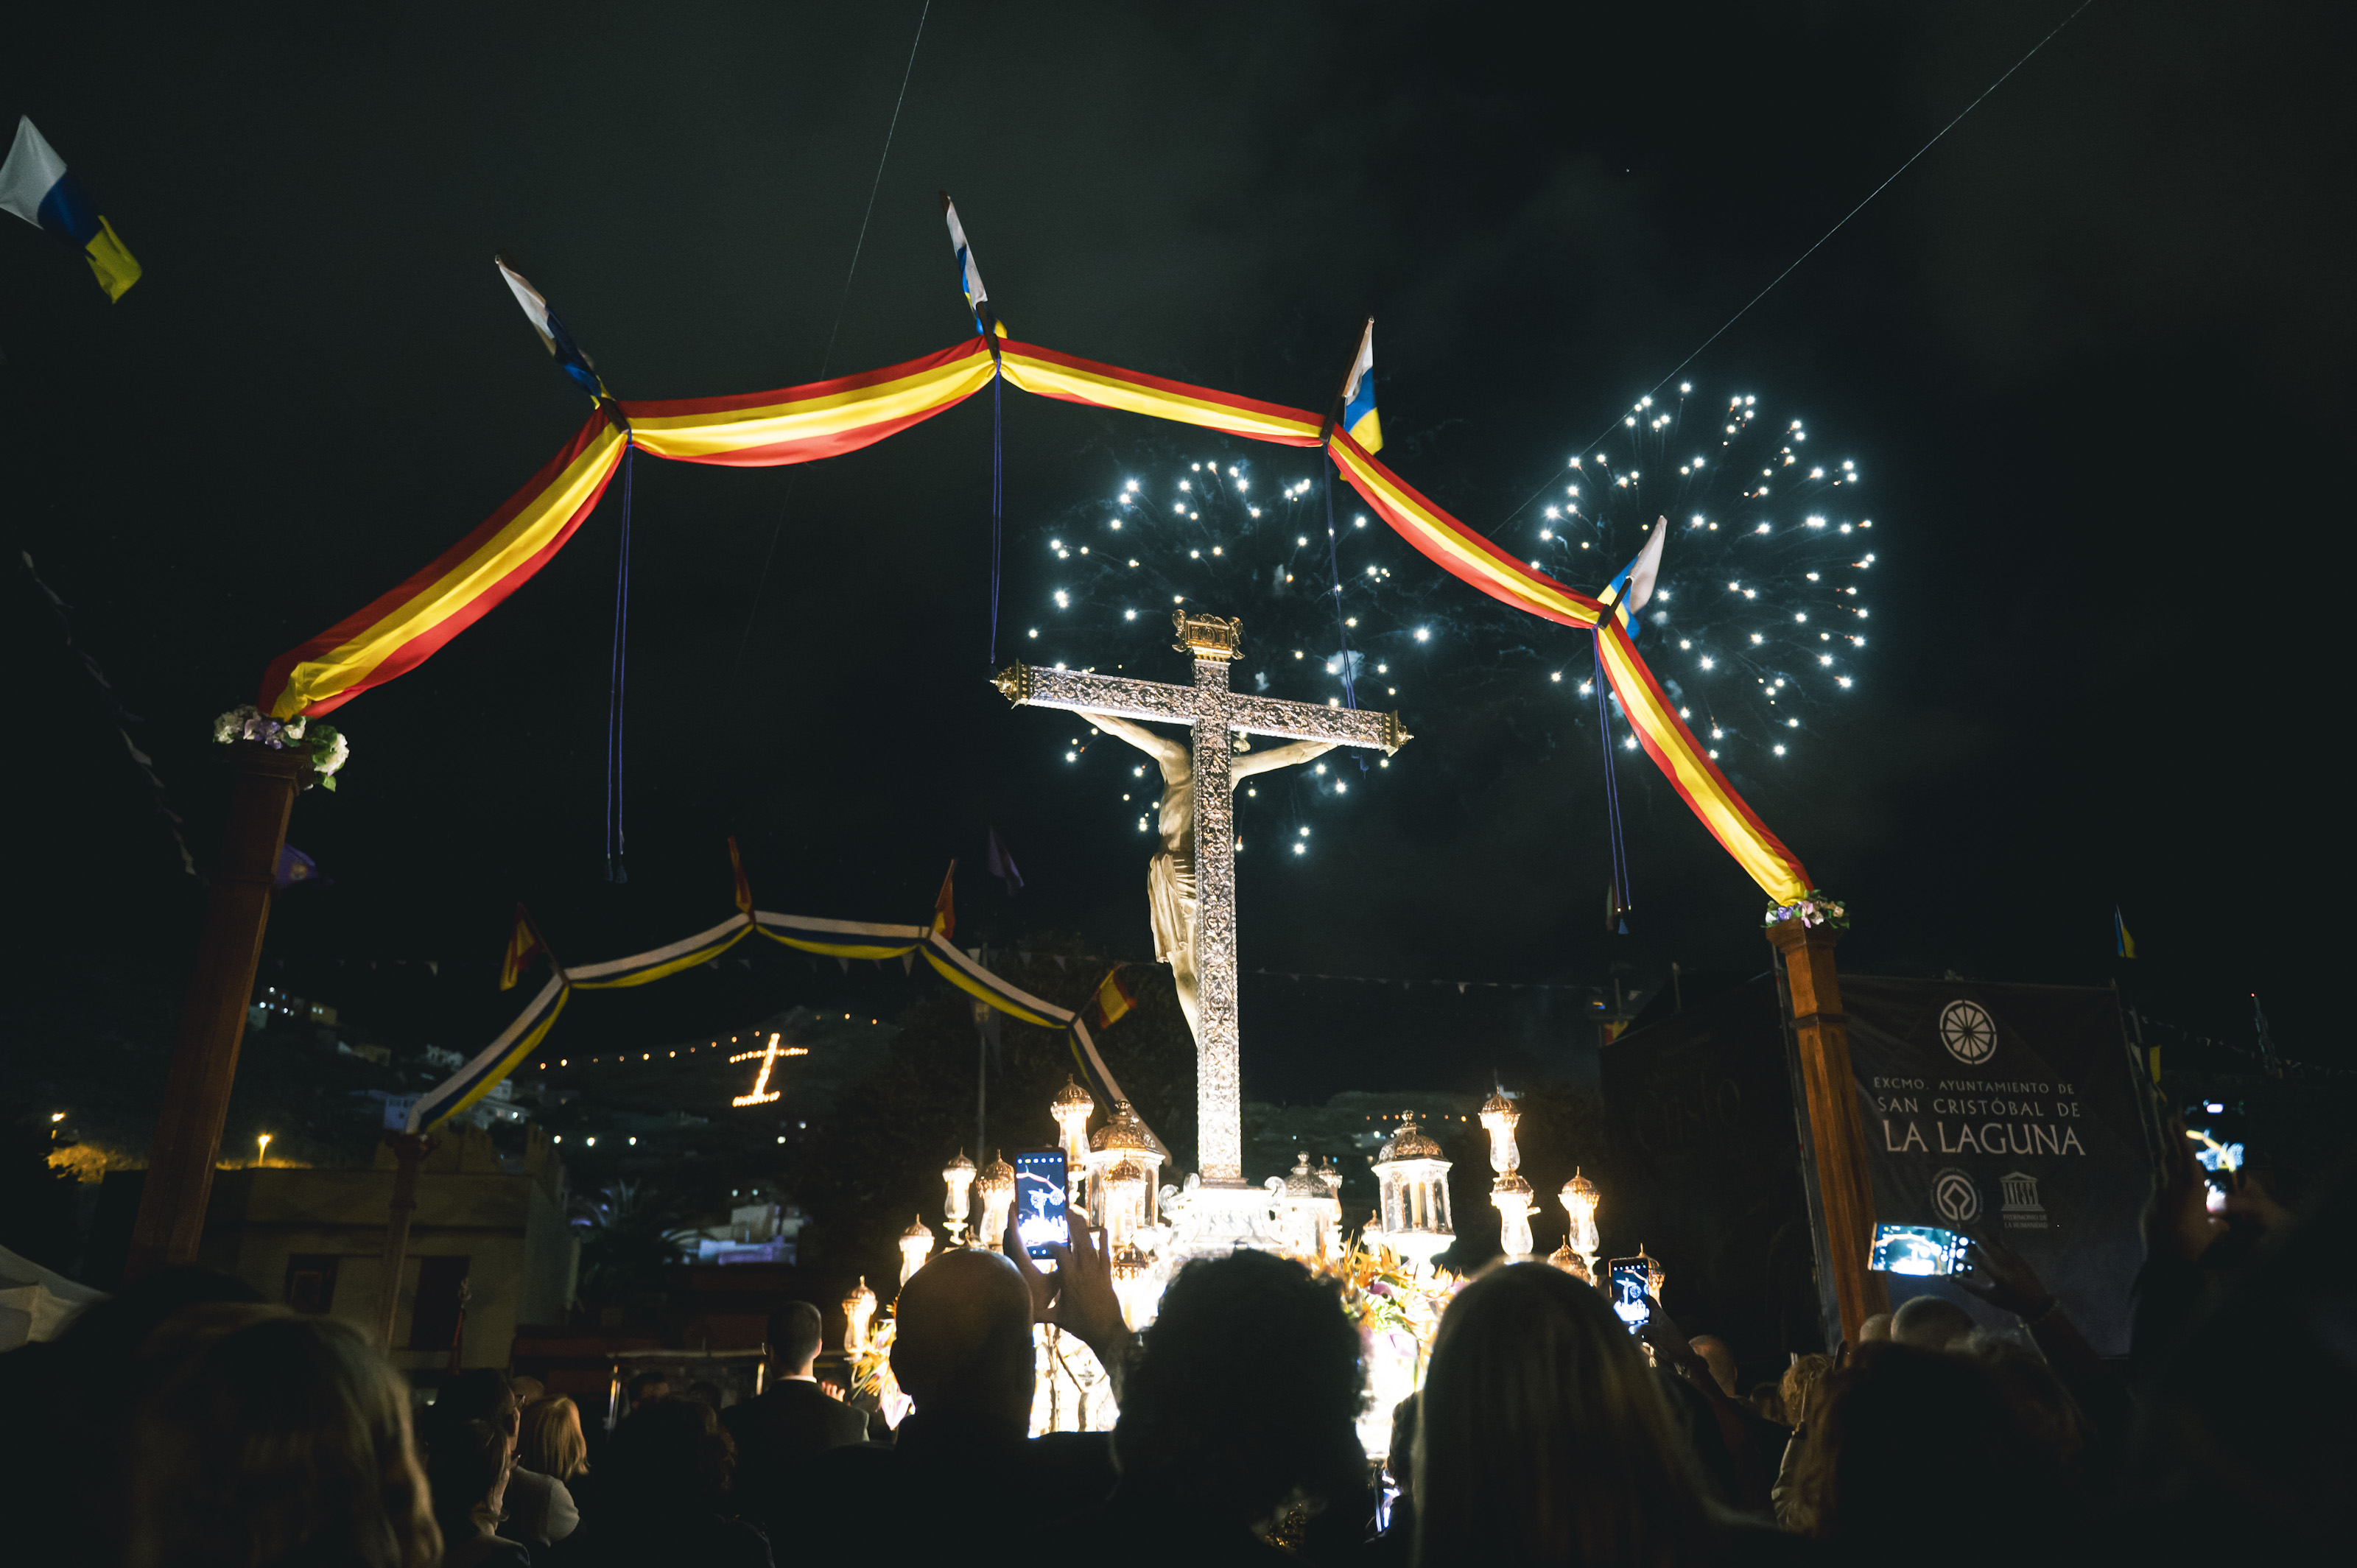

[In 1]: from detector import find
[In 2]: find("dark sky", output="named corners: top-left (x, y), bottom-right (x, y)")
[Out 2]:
top-left (8, 1), bottom-right (2346, 1106)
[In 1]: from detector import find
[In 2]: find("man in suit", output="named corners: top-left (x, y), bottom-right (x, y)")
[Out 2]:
top-left (723, 1301), bottom-right (870, 1533)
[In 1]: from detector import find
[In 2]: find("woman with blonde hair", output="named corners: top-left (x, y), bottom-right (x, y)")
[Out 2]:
top-left (520, 1393), bottom-right (591, 1483)
top-left (123, 1302), bottom-right (438, 1568)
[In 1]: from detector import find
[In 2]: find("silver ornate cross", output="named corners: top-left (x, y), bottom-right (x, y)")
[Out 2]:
top-left (993, 611), bottom-right (1410, 1186)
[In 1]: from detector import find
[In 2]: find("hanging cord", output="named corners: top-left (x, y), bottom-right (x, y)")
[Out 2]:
top-left (989, 356), bottom-right (1004, 665)
top-left (1497, 0), bottom-right (2099, 530)
top-left (1320, 454), bottom-right (1367, 771)
top-left (605, 444), bottom-right (635, 882)
top-left (1592, 632), bottom-right (1631, 932)
top-left (730, 1), bottom-right (932, 685)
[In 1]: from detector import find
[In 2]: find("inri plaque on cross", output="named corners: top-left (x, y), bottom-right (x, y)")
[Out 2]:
top-left (993, 611), bottom-right (1410, 1186)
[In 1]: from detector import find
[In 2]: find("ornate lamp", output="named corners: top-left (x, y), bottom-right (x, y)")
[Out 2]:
top-left (1368, 1114), bottom-right (1454, 1274)
top-left (1087, 1102), bottom-right (1165, 1227)
top-left (1274, 1153), bottom-right (1338, 1259)
top-left (1111, 1242), bottom-right (1156, 1330)
top-left (1102, 1158), bottom-right (1148, 1250)
top-left (1051, 1077), bottom-right (1095, 1189)
top-left (899, 1215), bottom-right (935, 1287)
top-left (842, 1276), bottom-right (877, 1350)
top-left (941, 1148), bottom-right (977, 1246)
top-left (1560, 1168), bottom-right (1601, 1274)
top-left (976, 1151), bottom-right (1016, 1251)
top-left (1491, 1170), bottom-right (1535, 1259)
top-left (1478, 1090), bottom-right (1521, 1176)
top-left (1548, 1241), bottom-right (1593, 1284)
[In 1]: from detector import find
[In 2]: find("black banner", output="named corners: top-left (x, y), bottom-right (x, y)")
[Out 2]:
top-left (1842, 978), bottom-right (2157, 1354)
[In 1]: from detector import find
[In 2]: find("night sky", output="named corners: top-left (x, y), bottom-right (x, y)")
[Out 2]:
top-left (8, 1), bottom-right (2344, 1116)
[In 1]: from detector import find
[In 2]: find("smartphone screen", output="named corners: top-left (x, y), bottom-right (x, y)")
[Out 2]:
top-left (1606, 1259), bottom-right (1652, 1332)
top-left (1868, 1223), bottom-right (1964, 1277)
top-left (1012, 1149), bottom-right (1069, 1259)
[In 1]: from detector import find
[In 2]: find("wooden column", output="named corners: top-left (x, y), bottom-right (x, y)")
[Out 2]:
top-left (125, 742), bottom-right (311, 1279)
top-left (1765, 918), bottom-right (1889, 1348)
top-left (375, 1132), bottom-right (432, 1351)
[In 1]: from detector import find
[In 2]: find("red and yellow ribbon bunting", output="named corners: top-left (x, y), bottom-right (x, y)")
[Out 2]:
top-left (261, 330), bottom-right (1812, 904)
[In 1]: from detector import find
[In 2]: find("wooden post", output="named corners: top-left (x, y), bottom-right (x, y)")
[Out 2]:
top-left (1764, 918), bottom-right (1888, 1349)
top-left (376, 1132), bottom-right (431, 1351)
top-left (124, 742), bottom-right (311, 1279)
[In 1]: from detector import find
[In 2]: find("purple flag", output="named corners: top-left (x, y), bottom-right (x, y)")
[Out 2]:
top-left (986, 826), bottom-right (1024, 896)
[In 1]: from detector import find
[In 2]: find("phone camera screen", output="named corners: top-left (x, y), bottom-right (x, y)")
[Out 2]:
top-left (1607, 1260), bottom-right (1651, 1332)
top-left (1012, 1150), bottom-right (1069, 1259)
top-left (1869, 1223), bottom-right (1963, 1277)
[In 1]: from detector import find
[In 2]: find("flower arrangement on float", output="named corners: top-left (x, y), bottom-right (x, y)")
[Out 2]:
top-left (212, 704), bottom-right (353, 789)
top-left (1763, 887), bottom-right (1848, 930)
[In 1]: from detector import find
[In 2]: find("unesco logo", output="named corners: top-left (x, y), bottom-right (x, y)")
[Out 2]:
top-left (1939, 999), bottom-right (1998, 1065)
top-left (1933, 1167), bottom-right (1981, 1225)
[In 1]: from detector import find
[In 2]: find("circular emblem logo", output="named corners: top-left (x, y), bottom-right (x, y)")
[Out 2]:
top-left (1933, 1168), bottom-right (1981, 1225)
top-left (1939, 999), bottom-right (1998, 1065)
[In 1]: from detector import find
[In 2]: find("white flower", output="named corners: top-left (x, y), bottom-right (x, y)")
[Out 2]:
top-left (214, 705), bottom-right (262, 744)
top-left (283, 717), bottom-right (306, 741)
top-left (316, 732), bottom-right (351, 775)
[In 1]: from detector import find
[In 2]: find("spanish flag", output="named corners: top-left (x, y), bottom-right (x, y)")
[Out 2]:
top-left (1338, 317), bottom-right (1382, 453)
top-left (0, 117), bottom-right (140, 301)
top-left (1089, 966), bottom-right (1138, 1031)
top-left (499, 904), bottom-right (549, 991)
top-left (932, 861), bottom-right (957, 939)
top-left (728, 836), bottom-right (754, 915)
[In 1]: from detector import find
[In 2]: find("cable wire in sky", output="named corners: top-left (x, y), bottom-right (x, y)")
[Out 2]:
top-left (734, 1), bottom-right (932, 679)
top-left (1500, 0), bottom-right (2099, 531)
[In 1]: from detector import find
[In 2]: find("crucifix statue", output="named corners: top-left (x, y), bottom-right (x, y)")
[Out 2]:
top-left (993, 610), bottom-right (1410, 1186)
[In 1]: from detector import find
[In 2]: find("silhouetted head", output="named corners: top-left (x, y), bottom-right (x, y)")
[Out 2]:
top-left (1785, 1342), bottom-right (2066, 1560)
top-left (605, 1396), bottom-right (737, 1515)
top-left (1891, 1295), bottom-right (1975, 1351)
top-left (1687, 1334), bottom-right (1739, 1396)
top-left (122, 1304), bottom-right (437, 1568)
top-left (767, 1301), bottom-right (825, 1375)
top-left (1114, 1250), bottom-right (1365, 1532)
top-left (891, 1248), bottom-right (1035, 1424)
top-left (1415, 1263), bottom-right (1718, 1568)
top-left (1856, 1312), bottom-right (1893, 1344)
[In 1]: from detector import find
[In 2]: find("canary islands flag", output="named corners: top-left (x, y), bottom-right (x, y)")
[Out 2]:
top-left (1339, 317), bottom-right (1382, 452)
top-left (0, 117), bottom-right (141, 300)
top-left (1604, 518), bottom-right (1668, 639)
top-left (932, 860), bottom-right (957, 939)
top-left (494, 253), bottom-right (611, 404)
top-left (2114, 906), bottom-right (2136, 960)
top-left (941, 192), bottom-right (1006, 338)
top-left (728, 836), bottom-right (754, 915)
top-left (499, 904), bottom-right (549, 991)
top-left (1089, 966), bottom-right (1138, 1031)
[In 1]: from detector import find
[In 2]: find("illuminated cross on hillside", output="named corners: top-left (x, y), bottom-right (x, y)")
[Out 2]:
top-left (994, 611), bottom-right (1410, 1186)
top-left (730, 1032), bottom-right (806, 1108)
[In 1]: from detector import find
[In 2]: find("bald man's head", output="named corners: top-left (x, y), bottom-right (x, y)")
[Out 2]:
top-left (1687, 1335), bottom-right (1739, 1396)
top-left (1891, 1295), bottom-right (1975, 1352)
top-left (891, 1248), bottom-right (1036, 1423)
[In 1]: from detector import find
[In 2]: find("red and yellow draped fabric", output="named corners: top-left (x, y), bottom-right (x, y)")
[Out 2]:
top-left (261, 415), bottom-right (627, 717)
top-left (260, 331), bottom-right (1810, 905)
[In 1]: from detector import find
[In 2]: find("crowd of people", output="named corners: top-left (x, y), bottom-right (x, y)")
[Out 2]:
top-left (0, 1115), bottom-right (2339, 1565)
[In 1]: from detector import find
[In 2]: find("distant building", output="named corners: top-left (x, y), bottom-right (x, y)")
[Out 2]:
top-left (186, 1125), bottom-right (577, 1372)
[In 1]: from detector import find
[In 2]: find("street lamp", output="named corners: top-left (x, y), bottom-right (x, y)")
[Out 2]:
top-left (256, 1133), bottom-right (273, 1167)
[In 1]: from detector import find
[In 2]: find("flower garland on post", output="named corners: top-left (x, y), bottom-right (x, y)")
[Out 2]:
top-left (213, 705), bottom-right (352, 790)
top-left (1763, 888), bottom-right (1849, 932)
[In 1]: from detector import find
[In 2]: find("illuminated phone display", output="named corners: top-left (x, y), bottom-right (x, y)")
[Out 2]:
top-left (1013, 1149), bottom-right (1069, 1259)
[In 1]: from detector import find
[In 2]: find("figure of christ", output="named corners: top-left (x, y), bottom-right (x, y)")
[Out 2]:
top-left (1081, 710), bottom-right (1335, 1045)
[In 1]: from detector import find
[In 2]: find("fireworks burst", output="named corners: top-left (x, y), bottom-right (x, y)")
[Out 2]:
top-left (1014, 390), bottom-right (1877, 840)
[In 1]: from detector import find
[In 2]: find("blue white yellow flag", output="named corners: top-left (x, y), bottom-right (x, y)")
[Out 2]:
top-left (1604, 517), bottom-right (1668, 636)
top-left (0, 117), bottom-right (141, 300)
top-left (493, 253), bottom-right (611, 404)
top-left (941, 192), bottom-right (1006, 337)
top-left (1339, 317), bottom-right (1382, 452)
